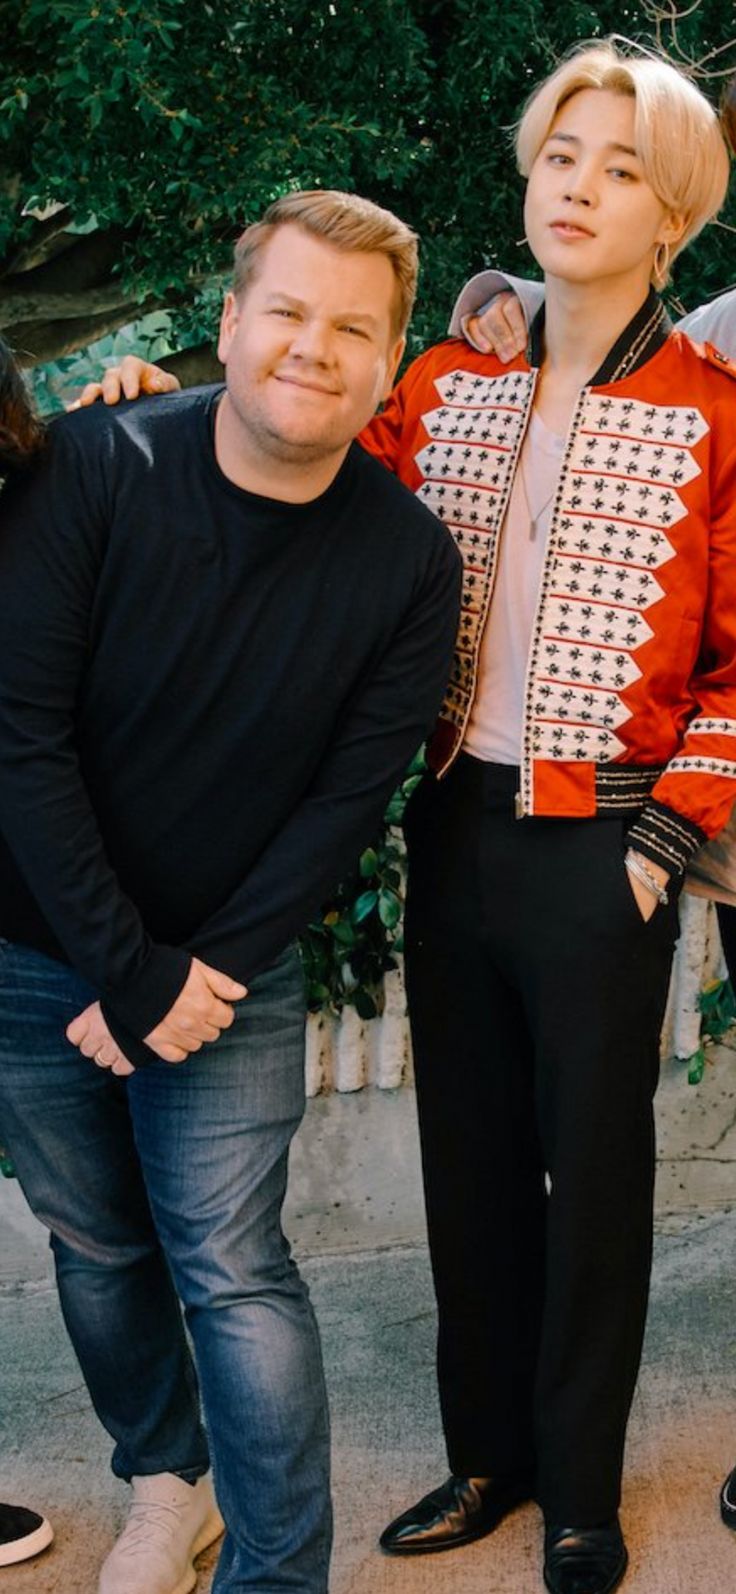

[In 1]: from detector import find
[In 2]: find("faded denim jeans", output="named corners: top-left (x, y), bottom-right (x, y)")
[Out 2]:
top-left (0, 938), bottom-right (331, 1592)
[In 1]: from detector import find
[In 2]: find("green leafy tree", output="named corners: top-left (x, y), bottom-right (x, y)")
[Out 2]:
top-left (1, 0), bottom-right (734, 377)
top-left (0, 0), bottom-right (432, 366)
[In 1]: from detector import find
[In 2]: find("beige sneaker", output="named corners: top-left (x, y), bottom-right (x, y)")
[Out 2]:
top-left (0, 1502), bottom-right (53, 1566)
top-left (98, 1472), bottom-right (224, 1594)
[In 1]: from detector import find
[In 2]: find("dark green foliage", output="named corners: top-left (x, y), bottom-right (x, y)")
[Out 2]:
top-left (300, 751), bottom-right (425, 1015)
top-left (0, 0), bottom-right (434, 353)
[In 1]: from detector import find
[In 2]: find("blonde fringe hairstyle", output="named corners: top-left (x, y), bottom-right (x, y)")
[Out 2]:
top-left (516, 41), bottom-right (731, 287)
top-left (232, 190), bottom-right (418, 340)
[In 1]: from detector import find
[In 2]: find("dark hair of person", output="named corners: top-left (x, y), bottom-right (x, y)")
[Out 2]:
top-left (721, 72), bottom-right (736, 157)
top-left (0, 337), bottom-right (45, 473)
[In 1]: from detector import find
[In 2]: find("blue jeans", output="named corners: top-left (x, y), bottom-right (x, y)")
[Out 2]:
top-left (0, 939), bottom-right (331, 1593)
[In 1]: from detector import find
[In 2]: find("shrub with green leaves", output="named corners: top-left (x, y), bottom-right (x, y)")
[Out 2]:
top-left (300, 751), bottom-right (425, 1017)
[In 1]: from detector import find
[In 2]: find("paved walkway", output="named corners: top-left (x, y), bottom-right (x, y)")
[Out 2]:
top-left (3, 1041), bottom-right (736, 1592)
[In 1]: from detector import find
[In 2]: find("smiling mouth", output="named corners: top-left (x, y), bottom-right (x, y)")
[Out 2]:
top-left (274, 374), bottom-right (340, 395)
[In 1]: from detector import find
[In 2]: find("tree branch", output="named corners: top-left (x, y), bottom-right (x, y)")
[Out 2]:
top-left (0, 226), bottom-right (127, 298)
top-left (9, 299), bottom-right (165, 366)
top-left (0, 283), bottom-right (144, 328)
top-left (158, 344), bottom-right (223, 386)
top-left (638, 0), bottom-right (736, 79)
top-left (1, 206), bottom-right (74, 276)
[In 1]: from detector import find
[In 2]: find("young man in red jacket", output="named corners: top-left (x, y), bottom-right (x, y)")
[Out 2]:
top-left (444, 64), bottom-right (736, 1551)
top-left (360, 43), bottom-right (736, 1594)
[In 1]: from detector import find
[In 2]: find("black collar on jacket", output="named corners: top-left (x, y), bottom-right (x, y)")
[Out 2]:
top-left (528, 285), bottom-right (672, 384)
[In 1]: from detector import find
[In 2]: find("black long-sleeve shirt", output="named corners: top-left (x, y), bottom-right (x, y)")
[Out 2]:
top-left (0, 387), bottom-right (461, 1063)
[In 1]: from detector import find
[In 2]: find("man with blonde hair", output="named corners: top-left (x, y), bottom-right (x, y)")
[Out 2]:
top-left (362, 41), bottom-right (736, 1594)
top-left (451, 62), bottom-right (736, 1546)
top-left (0, 189), bottom-right (461, 1594)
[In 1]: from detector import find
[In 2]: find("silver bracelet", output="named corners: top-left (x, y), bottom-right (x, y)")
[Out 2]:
top-left (625, 850), bottom-right (669, 906)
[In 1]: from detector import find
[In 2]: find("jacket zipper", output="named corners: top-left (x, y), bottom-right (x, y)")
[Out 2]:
top-left (515, 384), bottom-right (590, 818)
top-left (445, 371), bottom-right (539, 777)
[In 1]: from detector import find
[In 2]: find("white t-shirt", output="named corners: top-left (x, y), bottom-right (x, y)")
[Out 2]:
top-left (463, 410), bottom-right (564, 764)
top-left (677, 288), bottom-right (736, 353)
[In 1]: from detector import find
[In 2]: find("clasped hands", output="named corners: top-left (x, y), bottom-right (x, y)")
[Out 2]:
top-left (67, 957), bottom-right (248, 1077)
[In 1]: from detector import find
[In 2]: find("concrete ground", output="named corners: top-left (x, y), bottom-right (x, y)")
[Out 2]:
top-left (3, 1040), bottom-right (736, 1593)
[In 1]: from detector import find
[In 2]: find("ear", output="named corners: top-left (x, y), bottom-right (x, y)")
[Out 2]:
top-left (380, 335), bottom-right (406, 403)
top-left (658, 209), bottom-right (687, 250)
top-left (217, 292), bottom-right (240, 365)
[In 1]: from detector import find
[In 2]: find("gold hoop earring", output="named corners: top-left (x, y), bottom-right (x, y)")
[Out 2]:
top-left (654, 240), bottom-right (670, 286)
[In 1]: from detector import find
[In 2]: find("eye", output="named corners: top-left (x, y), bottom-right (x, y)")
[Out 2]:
top-left (269, 306), bottom-right (300, 319)
top-left (547, 151), bottom-right (573, 166)
top-left (609, 167), bottom-right (636, 182)
top-left (339, 323), bottom-right (369, 338)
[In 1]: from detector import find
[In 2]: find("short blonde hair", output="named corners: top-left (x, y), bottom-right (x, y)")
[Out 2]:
top-left (516, 41), bottom-right (730, 284)
top-left (722, 71), bottom-right (736, 156)
top-left (232, 189), bottom-right (418, 340)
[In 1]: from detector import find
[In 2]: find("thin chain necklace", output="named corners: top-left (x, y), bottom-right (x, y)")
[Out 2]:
top-left (518, 427), bottom-right (559, 539)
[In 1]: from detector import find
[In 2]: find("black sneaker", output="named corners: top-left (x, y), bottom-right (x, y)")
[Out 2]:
top-left (720, 1465), bottom-right (736, 1529)
top-left (0, 1502), bottom-right (54, 1566)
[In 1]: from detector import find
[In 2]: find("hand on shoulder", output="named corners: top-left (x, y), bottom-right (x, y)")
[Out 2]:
top-left (67, 355), bottom-right (180, 411)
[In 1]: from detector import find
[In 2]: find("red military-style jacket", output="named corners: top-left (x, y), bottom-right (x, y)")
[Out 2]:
top-left (360, 290), bottom-right (736, 879)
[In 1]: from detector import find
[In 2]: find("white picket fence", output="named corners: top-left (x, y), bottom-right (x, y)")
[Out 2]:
top-left (660, 892), bottom-right (726, 1061)
top-left (305, 962), bottom-right (411, 1095)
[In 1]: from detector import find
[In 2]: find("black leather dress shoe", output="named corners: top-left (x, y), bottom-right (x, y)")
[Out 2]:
top-left (379, 1472), bottom-right (533, 1554)
top-left (544, 1519), bottom-right (628, 1594)
top-left (720, 1464), bottom-right (736, 1528)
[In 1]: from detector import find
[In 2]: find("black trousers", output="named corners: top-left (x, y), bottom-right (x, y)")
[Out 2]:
top-left (403, 756), bottom-right (680, 1523)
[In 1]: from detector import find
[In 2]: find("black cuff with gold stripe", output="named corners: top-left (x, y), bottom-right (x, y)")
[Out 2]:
top-left (626, 799), bottom-right (707, 878)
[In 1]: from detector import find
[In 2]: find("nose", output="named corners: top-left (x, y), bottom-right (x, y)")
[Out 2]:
top-left (562, 166), bottom-right (596, 208)
top-left (289, 317), bottom-right (333, 364)
top-left (562, 185), bottom-right (593, 207)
